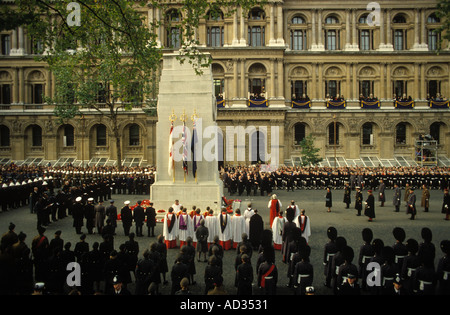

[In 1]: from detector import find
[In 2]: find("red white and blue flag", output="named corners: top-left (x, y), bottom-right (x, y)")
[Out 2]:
top-left (182, 121), bottom-right (188, 176)
top-left (168, 121), bottom-right (174, 177)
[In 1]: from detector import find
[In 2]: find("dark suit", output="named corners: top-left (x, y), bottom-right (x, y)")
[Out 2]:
top-left (133, 205), bottom-right (145, 236)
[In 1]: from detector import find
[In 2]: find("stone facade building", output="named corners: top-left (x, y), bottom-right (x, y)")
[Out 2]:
top-left (0, 0), bottom-right (449, 168)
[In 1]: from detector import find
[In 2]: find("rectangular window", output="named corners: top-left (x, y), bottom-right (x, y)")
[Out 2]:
top-left (248, 26), bottom-right (265, 47)
top-left (359, 80), bottom-right (374, 98)
top-left (0, 126), bottom-right (10, 147)
top-left (31, 84), bottom-right (44, 104)
top-left (207, 27), bottom-right (223, 47)
top-left (0, 84), bottom-right (11, 104)
top-left (292, 80), bottom-right (307, 99)
top-left (167, 27), bottom-right (181, 49)
top-left (359, 30), bottom-right (371, 50)
top-left (326, 80), bottom-right (340, 98)
top-left (1, 35), bottom-right (11, 55)
top-left (64, 125), bottom-right (75, 147)
top-left (428, 29), bottom-right (439, 51)
top-left (393, 80), bottom-right (407, 98)
top-left (214, 79), bottom-right (224, 97)
top-left (291, 30), bottom-right (306, 50)
top-left (325, 30), bottom-right (339, 50)
top-left (393, 30), bottom-right (406, 50)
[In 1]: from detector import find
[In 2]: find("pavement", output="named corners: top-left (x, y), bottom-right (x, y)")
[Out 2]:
top-left (1, 186), bottom-right (449, 295)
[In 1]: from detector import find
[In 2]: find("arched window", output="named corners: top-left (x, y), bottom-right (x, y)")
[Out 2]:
top-left (328, 122), bottom-right (340, 145)
top-left (362, 123), bottom-right (374, 145)
top-left (248, 8), bottom-right (266, 47)
top-left (32, 125), bottom-right (42, 147)
top-left (324, 15), bottom-right (340, 50)
top-left (294, 123), bottom-right (306, 145)
top-left (430, 122), bottom-right (444, 144)
top-left (96, 124), bottom-right (107, 146)
top-left (129, 124), bottom-right (140, 146)
top-left (393, 14), bottom-right (407, 50)
top-left (0, 125), bottom-right (10, 147)
top-left (165, 9), bottom-right (182, 49)
top-left (395, 123), bottom-right (407, 145)
top-left (290, 15), bottom-right (307, 50)
top-left (63, 124), bottom-right (75, 147)
top-left (206, 10), bottom-right (224, 47)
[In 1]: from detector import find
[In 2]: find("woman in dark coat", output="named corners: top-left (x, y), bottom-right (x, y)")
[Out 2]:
top-left (364, 190), bottom-right (375, 222)
top-left (326, 187), bottom-right (333, 212)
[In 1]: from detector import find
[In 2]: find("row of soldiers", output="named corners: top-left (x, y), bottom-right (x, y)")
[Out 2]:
top-left (222, 166), bottom-right (450, 196)
top-left (0, 168), bottom-right (155, 214)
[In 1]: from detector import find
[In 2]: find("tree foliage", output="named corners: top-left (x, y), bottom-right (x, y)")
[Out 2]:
top-left (7, 0), bottom-right (264, 168)
top-left (298, 135), bottom-right (322, 166)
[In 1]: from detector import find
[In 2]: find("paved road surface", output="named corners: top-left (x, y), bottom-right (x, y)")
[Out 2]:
top-left (1, 187), bottom-right (448, 295)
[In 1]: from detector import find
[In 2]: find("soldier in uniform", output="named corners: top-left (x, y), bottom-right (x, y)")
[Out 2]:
top-left (133, 201), bottom-right (145, 237)
top-left (72, 197), bottom-right (84, 234)
top-left (437, 240), bottom-right (450, 295)
top-left (84, 198), bottom-right (96, 234)
top-left (121, 200), bottom-right (133, 236)
top-left (343, 182), bottom-right (351, 209)
top-left (421, 184), bottom-right (430, 213)
top-left (323, 227), bottom-right (338, 288)
top-left (105, 200), bottom-right (118, 235)
top-left (358, 228), bottom-right (374, 291)
top-left (135, 249), bottom-right (156, 295)
top-left (393, 184), bottom-right (402, 212)
top-left (354, 187), bottom-right (363, 216)
top-left (401, 238), bottom-right (421, 294)
top-left (443, 188), bottom-right (450, 220)
top-left (406, 188), bottom-right (417, 220)
top-left (392, 227), bottom-right (408, 271)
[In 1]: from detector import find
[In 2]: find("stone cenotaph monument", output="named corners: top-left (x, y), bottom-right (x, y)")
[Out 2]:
top-left (150, 52), bottom-right (223, 214)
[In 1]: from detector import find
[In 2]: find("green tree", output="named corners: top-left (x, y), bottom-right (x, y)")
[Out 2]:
top-left (436, 0), bottom-right (450, 51)
top-left (9, 0), bottom-right (262, 169)
top-left (298, 135), bottom-right (322, 166)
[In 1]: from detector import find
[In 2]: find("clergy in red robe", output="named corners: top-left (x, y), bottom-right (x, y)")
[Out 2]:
top-left (268, 194), bottom-right (282, 226)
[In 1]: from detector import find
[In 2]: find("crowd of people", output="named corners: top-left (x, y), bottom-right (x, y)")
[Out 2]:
top-left (0, 163), bottom-right (449, 295)
top-left (1, 218), bottom-right (449, 296)
top-left (222, 165), bottom-right (450, 197)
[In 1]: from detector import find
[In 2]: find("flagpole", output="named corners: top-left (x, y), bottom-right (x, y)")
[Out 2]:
top-left (191, 109), bottom-right (198, 184)
top-left (180, 109), bottom-right (187, 183)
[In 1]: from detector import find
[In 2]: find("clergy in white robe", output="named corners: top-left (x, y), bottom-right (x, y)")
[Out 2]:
top-left (177, 209), bottom-right (194, 248)
top-left (217, 208), bottom-right (232, 250)
top-left (172, 200), bottom-right (183, 215)
top-left (295, 209), bottom-right (311, 243)
top-left (163, 207), bottom-right (178, 249)
top-left (271, 211), bottom-right (286, 250)
top-left (231, 209), bottom-right (247, 249)
top-left (243, 203), bottom-right (255, 234)
top-left (204, 209), bottom-right (219, 246)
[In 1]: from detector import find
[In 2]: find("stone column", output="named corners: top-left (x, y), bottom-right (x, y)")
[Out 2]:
top-left (317, 10), bottom-right (324, 50)
top-left (310, 10), bottom-right (317, 50)
top-left (269, 3), bottom-right (276, 45)
top-left (420, 62), bottom-right (426, 100)
top-left (240, 7), bottom-right (246, 45)
top-left (276, 3), bottom-right (284, 45)
top-left (311, 62), bottom-right (317, 100)
top-left (352, 10), bottom-right (358, 49)
top-left (277, 58), bottom-right (284, 98)
top-left (232, 9), bottom-right (239, 45)
top-left (240, 58), bottom-right (246, 99)
top-left (344, 9), bottom-right (351, 50)
top-left (379, 62), bottom-right (385, 100)
top-left (318, 63), bottom-right (323, 99)
top-left (414, 63), bottom-right (420, 99)
top-left (379, 9), bottom-right (393, 50)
